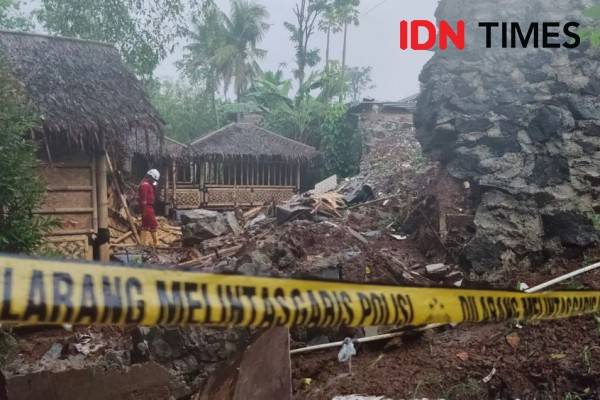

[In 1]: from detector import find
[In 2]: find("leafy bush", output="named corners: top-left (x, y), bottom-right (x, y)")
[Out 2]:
top-left (581, 5), bottom-right (600, 47)
top-left (0, 63), bottom-right (56, 253)
top-left (247, 70), bottom-right (363, 179)
top-left (319, 103), bottom-right (361, 177)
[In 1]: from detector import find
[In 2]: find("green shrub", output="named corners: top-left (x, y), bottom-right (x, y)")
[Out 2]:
top-left (320, 103), bottom-right (362, 178)
top-left (0, 62), bottom-right (56, 253)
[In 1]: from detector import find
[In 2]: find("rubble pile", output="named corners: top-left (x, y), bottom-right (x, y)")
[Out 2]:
top-left (351, 110), bottom-right (432, 198)
top-left (109, 210), bottom-right (183, 248)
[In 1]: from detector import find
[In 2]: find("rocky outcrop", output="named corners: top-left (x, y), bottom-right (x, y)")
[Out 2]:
top-left (416, 0), bottom-right (600, 272)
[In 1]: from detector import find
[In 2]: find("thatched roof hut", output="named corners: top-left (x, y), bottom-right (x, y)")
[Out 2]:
top-left (0, 30), bottom-right (165, 159)
top-left (170, 123), bottom-right (320, 209)
top-left (190, 123), bottom-right (319, 162)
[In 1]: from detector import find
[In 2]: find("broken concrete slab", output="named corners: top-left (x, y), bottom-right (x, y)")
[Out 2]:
top-left (5, 362), bottom-right (171, 400)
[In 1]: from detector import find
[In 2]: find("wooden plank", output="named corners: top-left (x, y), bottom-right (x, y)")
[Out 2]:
top-left (36, 207), bottom-right (95, 214)
top-left (46, 186), bottom-right (94, 192)
top-left (112, 231), bottom-right (133, 244)
top-left (47, 229), bottom-right (94, 235)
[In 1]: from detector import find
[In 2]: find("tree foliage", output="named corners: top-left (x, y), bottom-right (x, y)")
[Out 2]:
top-left (582, 5), bottom-right (600, 47)
top-left (182, 0), bottom-right (269, 101)
top-left (217, 0), bottom-right (269, 100)
top-left (180, 0), bottom-right (226, 122)
top-left (37, 0), bottom-right (194, 77)
top-left (285, 0), bottom-right (327, 89)
top-left (319, 103), bottom-right (361, 177)
top-left (0, 0), bottom-right (32, 30)
top-left (148, 79), bottom-right (225, 143)
top-left (346, 65), bottom-right (373, 102)
top-left (0, 63), bottom-right (55, 253)
top-left (247, 69), bottom-right (362, 178)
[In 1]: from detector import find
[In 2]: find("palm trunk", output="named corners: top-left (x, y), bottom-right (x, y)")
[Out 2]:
top-left (341, 21), bottom-right (348, 103)
top-left (209, 71), bottom-right (219, 127)
top-left (325, 27), bottom-right (331, 72)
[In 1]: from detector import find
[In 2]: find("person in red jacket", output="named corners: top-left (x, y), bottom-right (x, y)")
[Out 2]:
top-left (138, 169), bottom-right (160, 247)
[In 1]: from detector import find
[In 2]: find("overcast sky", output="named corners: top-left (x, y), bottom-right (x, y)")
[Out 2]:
top-left (156, 0), bottom-right (437, 101)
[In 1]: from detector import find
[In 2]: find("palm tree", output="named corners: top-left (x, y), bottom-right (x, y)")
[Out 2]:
top-left (318, 2), bottom-right (340, 73)
top-left (215, 0), bottom-right (270, 101)
top-left (180, 1), bottom-right (226, 124)
top-left (182, 0), bottom-right (269, 103)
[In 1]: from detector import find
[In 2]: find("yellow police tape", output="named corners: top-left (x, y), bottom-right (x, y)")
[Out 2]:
top-left (0, 254), bottom-right (599, 328)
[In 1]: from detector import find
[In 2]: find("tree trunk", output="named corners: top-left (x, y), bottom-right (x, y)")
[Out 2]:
top-left (342, 22), bottom-right (348, 73)
top-left (325, 27), bottom-right (331, 72)
top-left (341, 21), bottom-right (349, 103)
top-left (209, 71), bottom-right (219, 127)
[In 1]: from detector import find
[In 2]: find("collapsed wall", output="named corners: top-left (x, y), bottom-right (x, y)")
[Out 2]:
top-left (416, 0), bottom-right (600, 273)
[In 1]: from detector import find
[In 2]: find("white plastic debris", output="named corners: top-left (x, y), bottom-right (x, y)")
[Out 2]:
top-left (425, 263), bottom-right (449, 275)
top-left (332, 397), bottom-right (390, 400)
top-left (389, 234), bottom-right (407, 241)
top-left (338, 338), bottom-right (357, 363)
top-left (482, 367), bottom-right (497, 383)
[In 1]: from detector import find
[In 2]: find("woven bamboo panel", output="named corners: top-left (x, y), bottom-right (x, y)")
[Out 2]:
top-left (204, 186), bottom-right (295, 208)
top-left (175, 189), bottom-right (202, 210)
top-left (43, 235), bottom-right (92, 260)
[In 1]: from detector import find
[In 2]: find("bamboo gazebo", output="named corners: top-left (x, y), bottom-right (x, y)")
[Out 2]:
top-left (166, 123), bottom-right (320, 209)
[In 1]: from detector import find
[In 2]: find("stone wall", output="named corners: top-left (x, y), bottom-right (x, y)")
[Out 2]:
top-left (416, 0), bottom-right (600, 272)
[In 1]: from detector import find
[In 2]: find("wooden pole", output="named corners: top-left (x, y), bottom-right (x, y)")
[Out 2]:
top-left (164, 161), bottom-right (171, 215)
top-left (296, 161), bottom-right (301, 191)
top-left (172, 161), bottom-right (177, 209)
top-left (106, 154), bottom-right (140, 244)
top-left (96, 153), bottom-right (110, 262)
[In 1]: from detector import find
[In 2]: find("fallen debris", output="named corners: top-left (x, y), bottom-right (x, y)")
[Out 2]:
top-left (339, 181), bottom-right (375, 205)
top-left (425, 263), bottom-right (449, 276)
top-left (194, 328), bottom-right (291, 400)
top-left (338, 338), bottom-right (357, 374)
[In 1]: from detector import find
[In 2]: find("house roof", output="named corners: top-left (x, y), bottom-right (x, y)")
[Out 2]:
top-left (190, 123), bottom-right (320, 161)
top-left (0, 30), bottom-right (165, 157)
top-left (164, 136), bottom-right (191, 160)
top-left (348, 93), bottom-right (419, 114)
